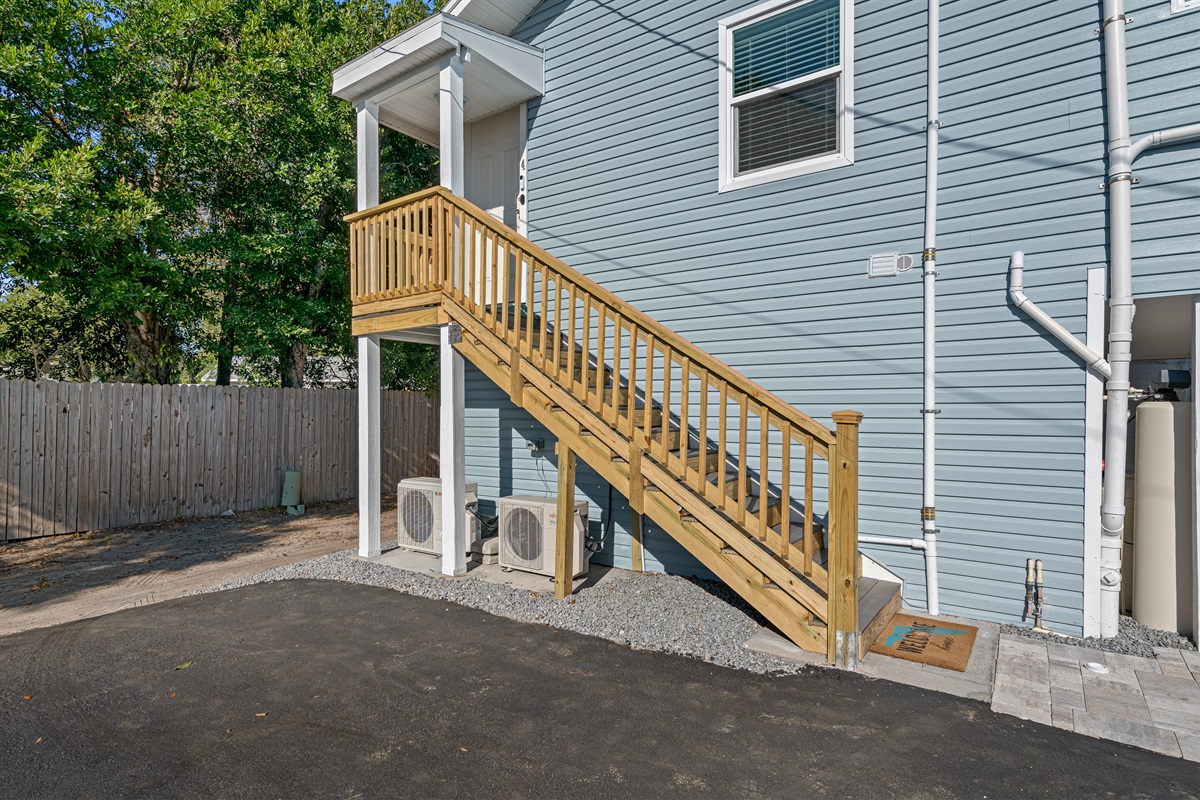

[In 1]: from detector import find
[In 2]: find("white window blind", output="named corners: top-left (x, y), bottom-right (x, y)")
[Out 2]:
top-left (719, 0), bottom-right (852, 191)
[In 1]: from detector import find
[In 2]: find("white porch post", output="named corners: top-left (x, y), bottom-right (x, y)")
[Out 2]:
top-left (356, 101), bottom-right (380, 210)
top-left (439, 50), bottom-right (465, 194)
top-left (438, 49), bottom-right (468, 575)
top-left (356, 100), bottom-right (381, 559)
top-left (357, 334), bottom-right (382, 558)
top-left (440, 324), bottom-right (467, 575)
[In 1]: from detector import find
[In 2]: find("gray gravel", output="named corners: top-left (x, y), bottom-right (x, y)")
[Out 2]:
top-left (1001, 615), bottom-right (1196, 658)
top-left (194, 550), bottom-right (814, 675)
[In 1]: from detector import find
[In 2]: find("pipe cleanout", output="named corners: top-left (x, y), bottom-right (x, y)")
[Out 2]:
top-left (920, 0), bottom-right (941, 616)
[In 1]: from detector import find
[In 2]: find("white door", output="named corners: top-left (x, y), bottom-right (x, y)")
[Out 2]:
top-left (466, 107), bottom-right (522, 310)
top-left (466, 106), bottom-right (520, 226)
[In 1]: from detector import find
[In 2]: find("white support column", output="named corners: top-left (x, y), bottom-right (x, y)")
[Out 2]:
top-left (357, 334), bottom-right (381, 558)
top-left (439, 50), bottom-right (465, 195)
top-left (440, 324), bottom-right (467, 576)
top-left (356, 101), bottom-right (380, 212)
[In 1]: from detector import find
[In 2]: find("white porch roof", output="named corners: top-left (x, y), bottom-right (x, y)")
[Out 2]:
top-left (331, 13), bottom-right (543, 147)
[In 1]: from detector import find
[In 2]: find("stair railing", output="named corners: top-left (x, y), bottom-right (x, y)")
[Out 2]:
top-left (347, 187), bottom-right (862, 656)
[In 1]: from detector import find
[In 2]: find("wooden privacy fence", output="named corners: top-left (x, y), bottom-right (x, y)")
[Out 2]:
top-left (0, 380), bottom-right (438, 542)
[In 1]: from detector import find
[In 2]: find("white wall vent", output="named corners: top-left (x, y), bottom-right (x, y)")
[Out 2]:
top-left (498, 495), bottom-right (590, 578)
top-left (867, 252), bottom-right (915, 278)
top-left (396, 477), bottom-right (478, 555)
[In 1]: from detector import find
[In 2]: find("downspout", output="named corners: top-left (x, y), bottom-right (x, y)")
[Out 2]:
top-left (1098, 0), bottom-right (1200, 637)
top-left (921, 0), bottom-right (941, 616)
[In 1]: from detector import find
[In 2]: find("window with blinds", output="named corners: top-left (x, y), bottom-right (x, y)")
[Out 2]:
top-left (719, 0), bottom-right (852, 191)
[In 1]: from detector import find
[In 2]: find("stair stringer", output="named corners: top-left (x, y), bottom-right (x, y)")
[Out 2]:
top-left (447, 301), bottom-right (829, 655)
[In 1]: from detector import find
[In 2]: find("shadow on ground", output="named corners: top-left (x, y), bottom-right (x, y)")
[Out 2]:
top-left (0, 500), bottom-right (380, 609)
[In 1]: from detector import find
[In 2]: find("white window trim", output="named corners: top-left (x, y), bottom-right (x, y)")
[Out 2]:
top-left (718, 0), bottom-right (854, 193)
top-left (1172, 0), bottom-right (1200, 14)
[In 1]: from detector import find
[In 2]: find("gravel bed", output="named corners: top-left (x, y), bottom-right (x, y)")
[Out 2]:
top-left (194, 550), bottom-right (817, 675)
top-left (1001, 615), bottom-right (1195, 658)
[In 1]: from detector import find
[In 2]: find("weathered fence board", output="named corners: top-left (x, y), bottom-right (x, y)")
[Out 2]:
top-left (0, 380), bottom-right (438, 541)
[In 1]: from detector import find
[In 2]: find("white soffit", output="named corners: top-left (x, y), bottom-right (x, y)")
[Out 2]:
top-left (442, 0), bottom-right (542, 36)
top-left (331, 13), bottom-right (543, 144)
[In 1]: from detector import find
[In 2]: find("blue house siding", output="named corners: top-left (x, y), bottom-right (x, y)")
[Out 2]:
top-left (458, 0), bottom-right (1200, 634)
top-left (464, 362), bottom-right (717, 579)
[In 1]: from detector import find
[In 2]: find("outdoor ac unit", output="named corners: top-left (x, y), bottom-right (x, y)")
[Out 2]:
top-left (396, 477), bottom-right (478, 555)
top-left (498, 495), bottom-right (590, 578)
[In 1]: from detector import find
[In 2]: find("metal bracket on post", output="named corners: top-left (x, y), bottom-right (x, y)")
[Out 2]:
top-left (446, 322), bottom-right (462, 344)
top-left (834, 631), bottom-right (859, 670)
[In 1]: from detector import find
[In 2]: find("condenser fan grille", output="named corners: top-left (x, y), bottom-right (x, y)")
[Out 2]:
top-left (400, 490), bottom-right (435, 543)
top-left (504, 507), bottom-right (542, 565)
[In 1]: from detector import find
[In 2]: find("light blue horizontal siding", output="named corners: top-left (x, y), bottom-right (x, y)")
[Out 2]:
top-left (488, 0), bottom-right (1200, 634)
top-left (464, 362), bottom-right (715, 579)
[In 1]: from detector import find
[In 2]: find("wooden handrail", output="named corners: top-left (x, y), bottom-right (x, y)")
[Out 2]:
top-left (433, 187), bottom-right (833, 445)
top-left (348, 186), bottom-right (864, 630)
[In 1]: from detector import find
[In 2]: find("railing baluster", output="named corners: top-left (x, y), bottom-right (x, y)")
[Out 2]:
top-left (524, 253), bottom-right (536, 359)
top-left (678, 357), bottom-right (690, 479)
top-left (626, 322), bottom-right (639, 440)
top-left (643, 333), bottom-right (655, 446)
top-left (608, 317), bottom-right (622, 427)
top-left (539, 267), bottom-right (549, 363)
top-left (780, 420), bottom-right (792, 561)
top-left (592, 304), bottom-right (606, 415)
top-left (759, 404), bottom-right (769, 540)
top-left (717, 381), bottom-right (728, 506)
top-left (579, 294), bottom-right (591, 403)
top-left (659, 346), bottom-right (672, 462)
top-left (566, 283), bottom-right (577, 396)
top-left (737, 394), bottom-right (748, 527)
top-left (697, 370), bottom-right (709, 494)
top-left (804, 433), bottom-right (815, 570)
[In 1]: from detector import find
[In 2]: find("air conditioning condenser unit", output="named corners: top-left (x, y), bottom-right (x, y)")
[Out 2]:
top-left (498, 495), bottom-right (590, 578)
top-left (396, 477), bottom-right (478, 555)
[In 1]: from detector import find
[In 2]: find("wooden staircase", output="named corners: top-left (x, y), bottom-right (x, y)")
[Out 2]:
top-left (346, 186), bottom-right (900, 668)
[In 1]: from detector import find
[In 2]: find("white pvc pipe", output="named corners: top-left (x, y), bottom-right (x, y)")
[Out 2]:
top-left (921, 0), bottom-right (941, 616)
top-left (1130, 124), bottom-right (1200, 161)
top-left (1098, 0), bottom-right (1200, 638)
top-left (1098, 0), bottom-right (1134, 639)
top-left (1008, 252), bottom-right (1112, 379)
top-left (861, 534), bottom-right (927, 550)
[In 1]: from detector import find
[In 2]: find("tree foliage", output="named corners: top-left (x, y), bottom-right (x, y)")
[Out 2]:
top-left (0, 0), bottom-right (438, 388)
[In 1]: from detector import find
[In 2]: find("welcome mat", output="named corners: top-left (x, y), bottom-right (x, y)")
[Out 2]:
top-left (869, 613), bottom-right (978, 672)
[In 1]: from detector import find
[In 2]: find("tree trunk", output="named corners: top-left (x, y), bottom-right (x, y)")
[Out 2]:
top-left (280, 341), bottom-right (307, 388)
top-left (215, 298), bottom-right (235, 386)
top-left (122, 312), bottom-right (173, 383)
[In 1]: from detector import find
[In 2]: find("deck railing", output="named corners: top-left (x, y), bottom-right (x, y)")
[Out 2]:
top-left (347, 187), bottom-right (862, 656)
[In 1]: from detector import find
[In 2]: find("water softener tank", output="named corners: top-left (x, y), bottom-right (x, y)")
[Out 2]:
top-left (1132, 401), bottom-right (1193, 638)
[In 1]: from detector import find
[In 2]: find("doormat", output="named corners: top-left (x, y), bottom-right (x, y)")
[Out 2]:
top-left (868, 613), bottom-right (978, 672)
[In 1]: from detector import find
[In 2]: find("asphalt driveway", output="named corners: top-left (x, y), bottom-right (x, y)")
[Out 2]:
top-left (2, 579), bottom-right (1197, 799)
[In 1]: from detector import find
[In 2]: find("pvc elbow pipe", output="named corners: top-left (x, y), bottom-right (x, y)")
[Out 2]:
top-left (1008, 252), bottom-right (1112, 379)
top-left (1130, 123), bottom-right (1200, 161)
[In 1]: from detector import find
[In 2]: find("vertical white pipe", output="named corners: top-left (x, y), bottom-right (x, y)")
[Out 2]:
top-left (1099, 0), bottom-right (1133, 638)
top-left (921, 0), bottom-right (941, 616)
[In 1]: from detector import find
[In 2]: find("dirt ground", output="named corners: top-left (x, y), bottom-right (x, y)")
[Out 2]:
top-left (0, 500), bottom-right (384, 637)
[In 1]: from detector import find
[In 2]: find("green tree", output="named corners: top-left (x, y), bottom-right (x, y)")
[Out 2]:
top-left (1, 0), bottom-right (439, 387)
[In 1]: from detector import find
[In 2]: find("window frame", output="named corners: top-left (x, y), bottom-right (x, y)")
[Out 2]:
top-left (717, 0), bottom-right (854, 193)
